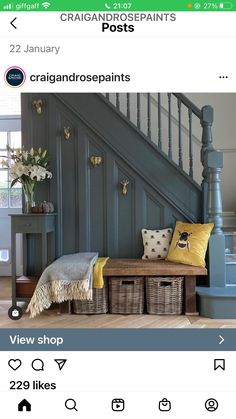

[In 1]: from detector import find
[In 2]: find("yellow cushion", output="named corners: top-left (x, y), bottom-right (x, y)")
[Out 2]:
top-left (166, 221), bottom-right (214, 267)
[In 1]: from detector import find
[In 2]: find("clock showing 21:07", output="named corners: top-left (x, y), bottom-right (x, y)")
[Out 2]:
top-left (105, 3), bottom-right (133, 9)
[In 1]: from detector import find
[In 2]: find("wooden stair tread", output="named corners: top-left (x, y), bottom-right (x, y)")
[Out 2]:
top-left (104, 259), bottom-right (207, 276)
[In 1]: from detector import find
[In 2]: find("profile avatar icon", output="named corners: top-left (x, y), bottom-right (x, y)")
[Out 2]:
top-left (4, 66), bottom-right (26, 87)
top-left (205, 398), bottom-right (218, 412)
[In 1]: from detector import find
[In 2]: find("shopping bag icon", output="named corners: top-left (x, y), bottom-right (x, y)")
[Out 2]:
top-left (12, 309), bottom-right (19, 318)
top-left (159, 398), bottom-right (171, 411)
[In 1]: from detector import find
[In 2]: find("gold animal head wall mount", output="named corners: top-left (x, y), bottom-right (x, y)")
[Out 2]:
top-left (90, 156), bottom-right (103, 167)
top-left (120, 179), bottom-right (129, 195)
top-left (63, 126), bottom-right (71, 140)
top-left (32, 99), bottom-right (43, 115)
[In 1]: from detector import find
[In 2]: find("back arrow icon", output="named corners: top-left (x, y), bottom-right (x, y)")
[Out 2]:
top-left (219, 335), bottom-right (224, 345)
top-left (10, 18), bottom-right (17, 29)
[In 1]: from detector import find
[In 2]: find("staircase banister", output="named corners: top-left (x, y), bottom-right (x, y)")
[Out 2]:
top-left (173, 93), bottom-right (201, 119)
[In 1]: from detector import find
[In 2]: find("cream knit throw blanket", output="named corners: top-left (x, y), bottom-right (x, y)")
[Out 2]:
top-left (27, 252), bottom-right (98, 318)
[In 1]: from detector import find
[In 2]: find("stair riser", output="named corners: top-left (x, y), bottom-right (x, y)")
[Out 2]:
top-left (199, 295), bottom-right (236, 318)
top-left (225, 263), bottom-right (236, 285)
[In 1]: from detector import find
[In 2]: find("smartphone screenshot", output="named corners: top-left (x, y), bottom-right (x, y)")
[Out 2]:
top-left (0, 0), bottom-right (236, 417)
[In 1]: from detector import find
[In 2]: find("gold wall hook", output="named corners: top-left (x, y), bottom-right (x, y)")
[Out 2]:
top-left (90, 156), bottom-right (102, 167)
top-left (120, 179), bottom-right (129, 195)
top-left (32, 99), bottom-right (43, 115)
top-left (64, 126), bottom-right (71, 140)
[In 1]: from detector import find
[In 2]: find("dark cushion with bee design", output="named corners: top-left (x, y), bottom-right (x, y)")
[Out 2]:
top-left (166, 221), bottom-right (214, 267)
top-left (141, 228), bottom-right (173, 260)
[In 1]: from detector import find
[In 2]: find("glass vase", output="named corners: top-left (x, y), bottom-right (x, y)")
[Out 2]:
top-left (22, 181), bottom-right (35, 214)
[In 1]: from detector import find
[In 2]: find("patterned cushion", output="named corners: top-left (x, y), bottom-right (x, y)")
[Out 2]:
top-left (141, 228), bottom-right (173, 260)
top-left (166, 221), bottom-right (214, 267)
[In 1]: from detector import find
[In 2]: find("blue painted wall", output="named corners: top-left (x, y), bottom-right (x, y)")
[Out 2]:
top-left (21, 93), bottom-right (203, 271)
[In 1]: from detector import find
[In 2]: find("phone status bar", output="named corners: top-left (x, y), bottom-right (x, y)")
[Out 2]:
top-left (0, 1), bottom-right (235, 12)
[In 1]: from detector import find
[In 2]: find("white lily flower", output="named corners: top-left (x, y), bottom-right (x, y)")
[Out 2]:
top-left (29, 165), bottom-right (48, 181)
top-left (7, 147), bottom-right (52, 186)
top-left (9, 162), bottom-right (29, 179)
top-left (22, 151), bottom-right (29, 160)
top-left (45, 170), bottom-right (52, 179)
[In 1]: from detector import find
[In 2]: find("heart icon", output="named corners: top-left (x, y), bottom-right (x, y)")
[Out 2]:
top-left (8, 359), bottom-right (22, 371)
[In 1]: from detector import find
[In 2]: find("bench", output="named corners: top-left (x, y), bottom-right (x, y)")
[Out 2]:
top-left (62, 259), bottom-right (207, 315)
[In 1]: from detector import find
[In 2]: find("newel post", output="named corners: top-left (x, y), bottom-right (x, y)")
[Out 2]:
top-left (201, 105), bottom-right (226, 287)
top-left (201, 106), bottom-right (214, 223)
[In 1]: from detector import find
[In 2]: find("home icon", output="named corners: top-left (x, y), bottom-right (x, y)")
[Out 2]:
top-left (18, 399), bottom-right (31, 412)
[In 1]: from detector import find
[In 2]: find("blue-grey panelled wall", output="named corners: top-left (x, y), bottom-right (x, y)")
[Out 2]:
top-left (21, 94), bottom-right (202, 272)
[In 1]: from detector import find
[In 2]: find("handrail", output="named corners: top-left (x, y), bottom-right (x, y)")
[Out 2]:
top-left (173, 93), bottom-right (201, 119)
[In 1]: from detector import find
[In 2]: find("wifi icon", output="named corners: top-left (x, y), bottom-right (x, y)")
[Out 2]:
top-left (42, 2), bottom-right (51, 8)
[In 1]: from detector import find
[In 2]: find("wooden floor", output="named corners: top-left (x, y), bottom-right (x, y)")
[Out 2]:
top-left (1, 277), bottom-right (236, 329)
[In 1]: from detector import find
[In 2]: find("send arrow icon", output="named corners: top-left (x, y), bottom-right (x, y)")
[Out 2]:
top-left (54, 359), bottom-right (67, 371)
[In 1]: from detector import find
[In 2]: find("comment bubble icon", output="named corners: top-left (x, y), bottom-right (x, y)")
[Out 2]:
top-left (31, 358), bottom-right (44, 371)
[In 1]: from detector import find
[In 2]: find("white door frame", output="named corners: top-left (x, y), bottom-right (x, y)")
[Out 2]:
top-left (0, 115), bottom-right (22, 277)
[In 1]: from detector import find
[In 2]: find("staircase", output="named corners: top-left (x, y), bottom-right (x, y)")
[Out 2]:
top-left (104, 93), bottom-right (236, 319)
top-left (22, 92), bottom-right (236, 318)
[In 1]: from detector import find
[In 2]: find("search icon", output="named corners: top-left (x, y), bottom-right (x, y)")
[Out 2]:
top-left (65, 399), bottom-right (78, 412)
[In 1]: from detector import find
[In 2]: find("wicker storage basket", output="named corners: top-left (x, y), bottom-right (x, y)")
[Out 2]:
top-left (73, 280), bottom-right (108, 314)
top-left (109, 277), bottom-right (144, 314)
top-left (146, 277), bottom-right (184, 314)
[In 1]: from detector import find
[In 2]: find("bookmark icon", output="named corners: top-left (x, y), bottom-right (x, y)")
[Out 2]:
top-left (214, 359), bottom-right (225, 371)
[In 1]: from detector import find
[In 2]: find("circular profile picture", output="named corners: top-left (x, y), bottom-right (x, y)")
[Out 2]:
top-left (4, 66), bottom-right (26, 87)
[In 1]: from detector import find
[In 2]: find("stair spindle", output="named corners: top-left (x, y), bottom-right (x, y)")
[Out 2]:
top-left (137, 93), bottom-right (141, 130)
top-left (147, 93), bottom-right (151, 139)
top-left (188, 108), bottom-right (193, 178)
top-left (178, 98), bottom-right (183, 169)
top-left (116, 93), bottom-right (120, 110)
top-left (158, 93), bottom-right (162, 149)
top-left (127, 93), bottom-right (130, 120)
top-left (167, 93), bottom-right (172, 159)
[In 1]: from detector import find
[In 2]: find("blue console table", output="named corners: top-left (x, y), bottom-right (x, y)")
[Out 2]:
top-left (10, 213), bottom-right (56, 306)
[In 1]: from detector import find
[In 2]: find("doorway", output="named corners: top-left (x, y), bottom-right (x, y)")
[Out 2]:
top-left (0, 93), bottom-right (22, 277)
